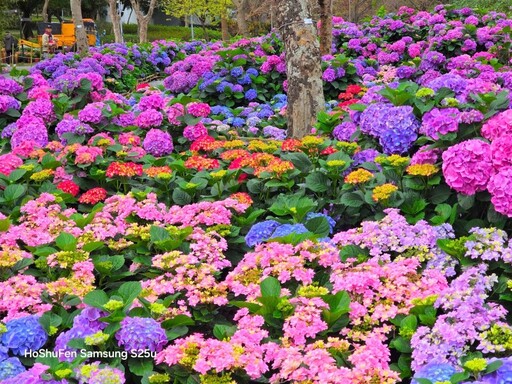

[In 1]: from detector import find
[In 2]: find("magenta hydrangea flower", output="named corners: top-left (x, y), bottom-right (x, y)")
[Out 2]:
top-left (482, 110), bottom-right (512, 141)
top-left (136, 109), bottom-right (163, 128)
top-left (78, 102), bottom-right (105, 124)
top-left (143, 129), bottom-right (174, 157)
top-left (488, 167), bottom-right (512, 217)
top-left (183, 122), bottom-right (208, 141)
top-left (442, 139), bottom-right (493, 195)
top-left (491, 134), bottom-right (512, 168)
top-left (187, 102), bottom-right (211, 118)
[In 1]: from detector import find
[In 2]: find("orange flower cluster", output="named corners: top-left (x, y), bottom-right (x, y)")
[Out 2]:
top-left (145, 166), bottom-right (173, 178)
top-left (230, 192), bottom-right (253, 206)
top-left (184, 156), bottom-right (220, 171)
top-left (190, 136), bottom-right (224, 152)
top-left (106, 162), bottom-right (143, 178)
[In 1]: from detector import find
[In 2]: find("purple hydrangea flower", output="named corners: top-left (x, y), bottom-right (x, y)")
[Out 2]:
top-left (143, 129), bottom-right (174, 157)
top-left (333, 122), bottom-right (358, 142)
top-left (420, 108), bottom-right (460, 140)
top-left (55, 116), bottom-right (94, 143)
top-left (115, 316), bottom-right (167, 352)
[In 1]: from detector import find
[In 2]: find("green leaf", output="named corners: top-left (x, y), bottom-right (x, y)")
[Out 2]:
top-left (260, 276), bottom-right (281, 297)
top-left (230, 300), bottom-right (262, 313)
top-left (172, 188), bottom-right (192, 205)
top-left (0, 219), bottom-right (11, 232)
top-left (391, 336), bottom-right (412, 353)
top-left (485, 360), bottom-right (503, 374)
top-left (166, 326), bottom-right (189, 341)
top-left (304, 216), bottom-right (330, 237)
top-left (55, 232), bottom-right (77, 251)
top-left (83, 241), bottom-right (105, 252)
top-left (305, 172), bottom-right (329, 193)
top-left (339, 192), bottom-right (364, 208)
top-left (281, 152), bottom-right (313, 173)
top-left (83, 290), bottom-right (109, 309)
top-left (118, 281), bottom-right (142, 307)
top-left (450, 371), bottom-right (470, 383)
top-left (8, 169), bottom-right (27, 182)
top-left (213, 324), bottom-right (237, 340)
top-left (39, 312), bottom-right (62, 333)
top-left (3, 184), bottom-right (25, 202)
top-left (128, 359), bottom-right (153, 377)
top-left (161, 315), bottom-right (195, 329)
top-left (150, 226), bottom-right (170, 242)
top-left (458, 194), bottom-right (475, 211)
top-left (414, 379), bottom-right (433, 384)
top-left (400, 315), bottom-right (417, 331)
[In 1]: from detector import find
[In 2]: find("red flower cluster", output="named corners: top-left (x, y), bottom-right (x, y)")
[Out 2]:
top-left (190, 136), bottom-right (223, 152)
top-left (56, 180), bottom-right (80, 197)
top-left (106, 162), bottom-right (143, 178)
top-left (78, 187), bottom-right (107, 204)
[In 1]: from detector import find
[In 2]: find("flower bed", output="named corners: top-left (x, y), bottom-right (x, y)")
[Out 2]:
top-left (0, 4), bottom-right (512, 384)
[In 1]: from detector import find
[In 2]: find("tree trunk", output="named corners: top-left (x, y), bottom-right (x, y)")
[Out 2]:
top-left (276, 0), bottom-right (325, 138)
top-left (70, 0), bottom-right (89, 54)
top-left (129, 0), bottom-right (157, 43)
top-left (221, 16), bottom-right (229, 42)
top-left (108, 0), bottom-right (123, 43)
top-left (235, 0), bottom-right (249, 36)
top-left (42, 0), bottom-right (50, 22)
top-left (318, 0), bottom-right (333, 56)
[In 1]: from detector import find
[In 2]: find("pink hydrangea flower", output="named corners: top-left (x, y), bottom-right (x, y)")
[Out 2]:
top-left (442, 139), bottom-right (493, 195)
top-left (482, 109), bottom-right (512, 141)
top-left (488, 166), bottom-right (512, 217)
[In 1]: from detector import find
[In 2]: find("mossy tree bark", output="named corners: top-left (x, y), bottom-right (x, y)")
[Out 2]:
top-left (276, 0), bottom-right (325, 138)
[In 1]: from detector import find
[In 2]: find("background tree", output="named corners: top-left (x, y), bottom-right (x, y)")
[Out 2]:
top-left (232, 0), bottom-right (249, 36)
top-left (162, 0), bottom-right (232, 40)
top-left (70, 0), bottom-right (89, 53)
top-left (316, 0), bottom-right (333, 55)
top-left (108, 0), bottom-right (123, 42)
top-left (129, 0), bottom-right (157, 43)
top-left (275, 0), bottom-right (325, 138)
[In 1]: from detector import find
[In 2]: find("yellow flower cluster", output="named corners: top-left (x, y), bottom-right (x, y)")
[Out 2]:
top-left (50, 250), bottom-right (89, 269)
top-left (84, 331), bottom-right (109, 346)
top-left (210, 170), bottom-right (228, 179)
top-left (372, 183), bottom-right (398, 202)
top-left (463, 358), bottom-right (487, 373)
top-left (223, 139), bottom-right (245, 149)
top-left (301, 135), bottom-right (324, 147)
top-left (30, 169), bottom-right (55, 182)
top-left (406, 164), bottom-right (439, 177)
top-left (297, 284), bottom-right (329, 298)
top-left (326, 160), bottom-right (346, 168)
top-left (103, 299), bottom-right (124, 312)
top-left (247, 140), bottom-right (280, 153)
top-left (376, 154), bottom-right (410, 167)
top-left (199, 373), bottom-right (236, 384)
top-left (344, 169), bottom-right (374, 184)
top-left (148, 373), bottom-right (171, 384)
top-left (336, 141), bottom-right (360, 155)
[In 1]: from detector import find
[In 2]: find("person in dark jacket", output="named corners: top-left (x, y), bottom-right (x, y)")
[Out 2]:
top-left (3, 32), bottom-right (18, 65)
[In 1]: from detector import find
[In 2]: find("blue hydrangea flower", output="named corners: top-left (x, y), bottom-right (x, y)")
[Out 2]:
top-left (0, 357), bottom-right (25, 380)
top-left (270, 224), bottom-right (309, 239)
top-left (245, 220), bottom-right (281, 247)
top-left (2, 316), bottom-right (48, 356)
top-left (232, 117), bottom-right (245, 128)
top-left (479, 358), bottom-right (512, 384)
top-left (230, 67), bottom-right (244, 78)
top-left (412, 363), bottom-right (456, 384)
top-left (115, 317), bottom-right (167, 352)
top-left (305, 212), bottom-right (337, 234)
top-left (246, 68), bottom-right (259, 77)
top-left (237, 75), bottom-right (252, 85)
top-left (245, 89), bottom-right (258, 101)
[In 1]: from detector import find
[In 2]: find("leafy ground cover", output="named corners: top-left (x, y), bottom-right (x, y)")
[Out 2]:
top-left (1, 4), bottom-right (512, 384)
